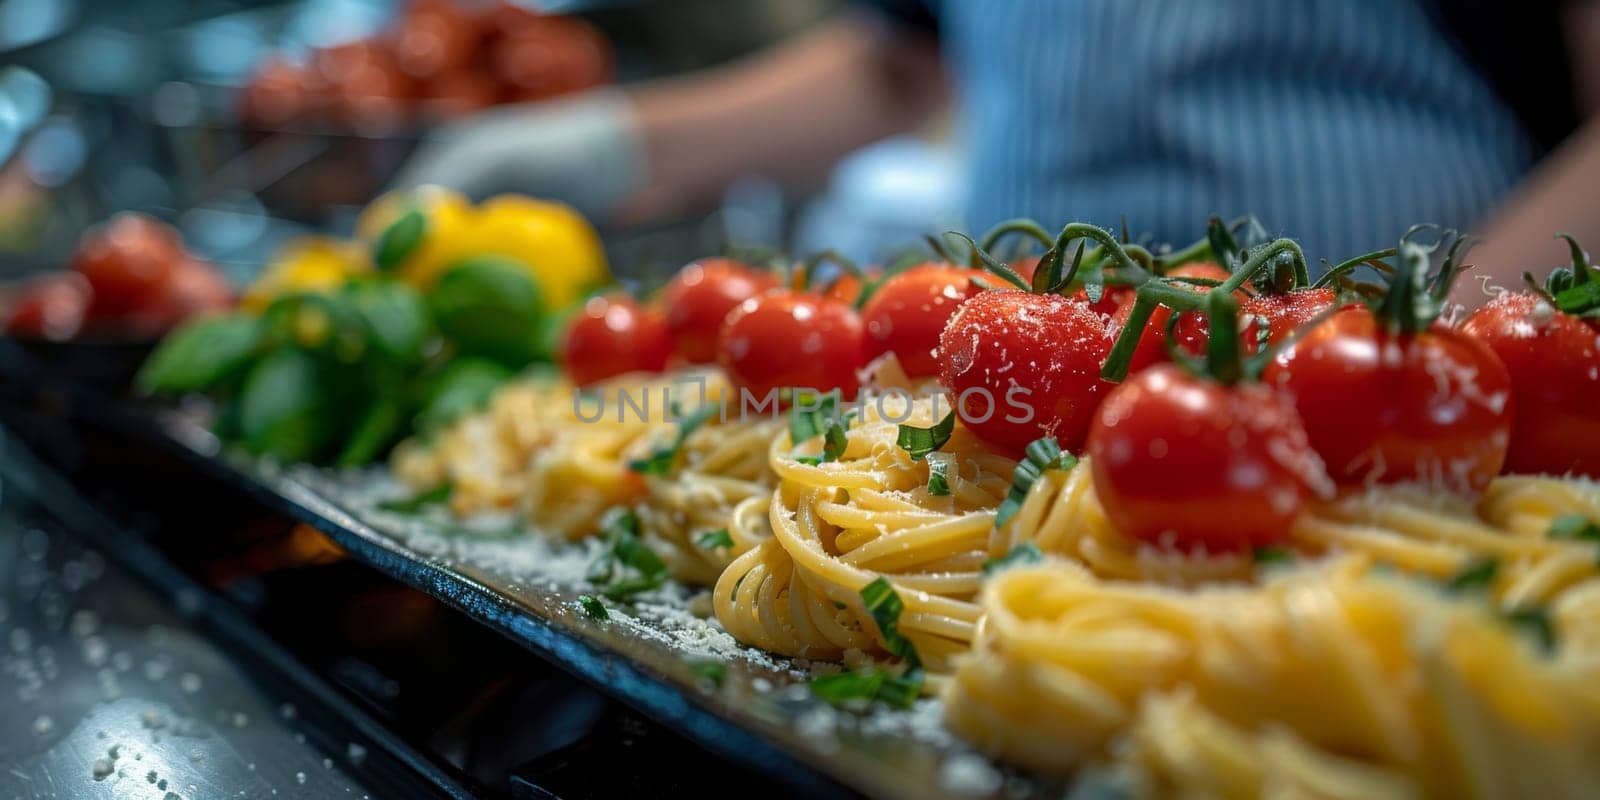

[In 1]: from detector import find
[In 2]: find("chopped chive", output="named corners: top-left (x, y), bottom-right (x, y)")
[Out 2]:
top-left (629, 402), bottom-right (721, 475)
top-left (1444, 557), bottom-right (1498, 593)
top-left (897, 411), bottom-right (956, 461)
top-left (577, 595), bottom-right (608, 620)
top-left (1501, 606), bottom-right (1557, 653)
top-left (926, 455), bottom-right (952, 496)
top-left (586, 507), bottom-right (668, 600)
top-left (1547, 513), bottom-right (1600, 542)
top-left (377, 482), bottom-right (453, 514)
top-left (695, 528), bottom-right (734, 550)
top-left (810, 666), bottom-right (922, 710)
top-left (982, 542), bottom-right (1042, 574)
top-left (994, 437), bottom-right (1077, 528)
top-left (688, 659), bottom-right (727, 688)
top-left (1253, 546), bottom-right (1294, 566)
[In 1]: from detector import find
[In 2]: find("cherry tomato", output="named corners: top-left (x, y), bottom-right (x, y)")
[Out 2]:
top-left (71, 213), bottom-right (185, 319)
top-left (819, 265), bottom-right (884, 306)
top-left (657, 258), bottom-right (775, 365)
top-left (718, 291), bottom-right (864, 400)
top-left (560, 294), bottom-right (672, 387)
top-left (1071, 285), bottom-right (1132, 318)
top-left (1239, 287), bottom-right (1338, 352)
top-left (240, 58), bottom-right (318, 128)
top-left (860, 263), bottom-right (986, 377)
top-left (420, 68), bottom-right (503, 118)
top-left (1266, 306), bottom-right (1512, 492)
top-left (1460, 291), bottom-right (1600, 477)
top-left (390, 0), bottom-right (480, 80)
top-left (129, 258), bottom-right (234, 336)
top-left (493, 18), bottom-right (611, 102)
top-left (937, 290), bottom-right (1115, 456)
top-left (1088, 364), bottom-right (1330, 552)
top-left (1113, 262), bottom-right (1235, 372)
top-left (5, 273), bottom-right (91, 341)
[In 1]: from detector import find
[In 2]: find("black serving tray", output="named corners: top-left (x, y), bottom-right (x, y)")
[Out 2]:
top-left (0, 339), bottom-right (1043, 800)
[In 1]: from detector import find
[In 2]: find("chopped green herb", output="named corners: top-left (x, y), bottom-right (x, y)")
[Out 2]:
top-left (861, 578), bottom-right (920, 667)
top-left (787, 391), bottom-right (851, 464)
top-left (1444, 557), bottom-right (1498, 593)
top-left (926, 455), bottom-right (952, 496)
top-left (994, 437), bottom-right (1078, 528)
top-left (377, 482), bottom-right (453, 514)
top-left (1253, 547), bottom-right (1294, 566)
top-left (822, 415), bottom-right (851, 462)
top-left (1502, 606), bottom-right (1557, 653)
top-left (788, 390), bottom-right (839, 444)
top-left (897, 411), bottom-right (956, 461)
top-left (1547, 513), bottom-right (1600, 542)
top-left (695, 528), bottom-right (734, 550)
top-left (586, 507), bottom-right (668, 600)
top-left (982, 542), bottom-right (1043, 574)
top-left (577, 595), bottom-right (608, 620)
top-left (629, 402), bottom-right (721, 475)
top-left (810, 666), bottom-right (923, 710)
top-left (688, 659), bottom-right (727, 689)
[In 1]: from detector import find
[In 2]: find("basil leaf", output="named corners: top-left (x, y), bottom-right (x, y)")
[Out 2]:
top-left (577, 595), bottom-right (609, 620)
top-left (1547, 513), bottom-right (1600, 542)
top-left (335, 397), bottom-right (407, 468)
top-left (994, 437), bottom-right (1078, 528)
top-left (137, 313), bottom-right (262, 395)
top-left (1444, 557), bottom-right (1498, 593)
top-left (377, 482), bottom-right (453, 514)
top-left (629, 402), bottom-right (721, 475)
top-left (375, 207), bottom-right (426, 271)
top-left (695, 528), bottom-right (734, 550)
top-left (927, 455), bottom-right (951, 496)
top-left (861, 577), bottom-right (920, 667)
top-left (982, 542), bottom-right (1042, 574)
top-left (897, 411), bottom-right (956, 461)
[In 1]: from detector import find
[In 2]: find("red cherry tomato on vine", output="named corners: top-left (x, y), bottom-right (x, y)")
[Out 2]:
top-left (657, 258), bottom-right (776, 365)
top-left (718, 291), bottom-right (864, 399)
top-left (1113, 262), bottom-right (1237, 372)
top-left (860, 263), bottom-right (986, 377)
top-left (1088, 364), bottom-right (1330, 552)
top-left (1071, 285), bottom-right (1132, 318)
top-left (561, 294), bottom-right (672, 387)
top-left (129, 258), bottom-right (234, 336)
top-left (71, 213), bottom-right (186, 319)
top-left (937, 290), bottom-right (1115, 456)
top-left (1266, 306), bottom-right (1512, 492)
top-left (1460, 291), bottom-right (1600, 477)
top-left (1239, 287), bottom-right (1339, 352)
top-left (5, 273), bottom-right (91, 341)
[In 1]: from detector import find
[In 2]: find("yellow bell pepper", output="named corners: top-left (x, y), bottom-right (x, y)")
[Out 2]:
top-left (356, 185), bottom-right (477, 289)
top-left (358, 188), bottom-right (609, 312)
top-left (242, 236), bottom-right (370, 313)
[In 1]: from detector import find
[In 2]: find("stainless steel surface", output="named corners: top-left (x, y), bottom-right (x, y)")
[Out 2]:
top-left (0, 468), bottom-right (372, 799)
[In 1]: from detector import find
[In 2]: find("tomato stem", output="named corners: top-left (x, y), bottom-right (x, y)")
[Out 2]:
top-left (1311, 247), bottom-right (1398, 290)
top-left (800, 250), bottom-right (862, 294)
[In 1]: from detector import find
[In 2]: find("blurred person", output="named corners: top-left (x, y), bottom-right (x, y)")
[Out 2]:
top-left (396, 1), bottom-right (1600, 304)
